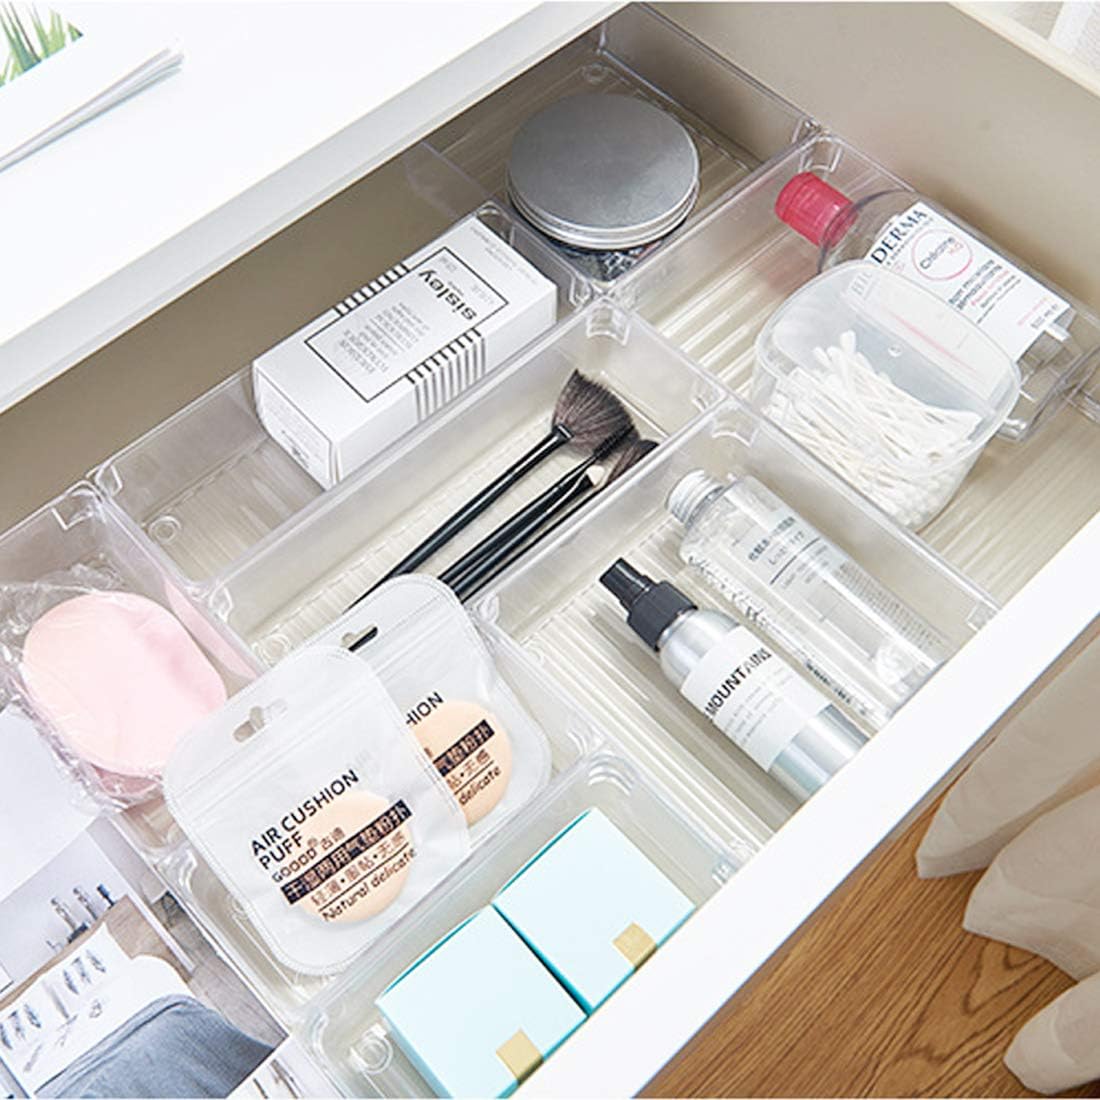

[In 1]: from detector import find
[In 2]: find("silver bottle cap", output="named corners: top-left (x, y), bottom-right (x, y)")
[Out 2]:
top-left (667, 470), bottom-right (724, 525)
top-left (507, 94), bottom-right (700, 251)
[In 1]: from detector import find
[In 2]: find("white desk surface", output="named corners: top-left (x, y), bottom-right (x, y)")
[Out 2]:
top-left (0, 1), bottom-right (614, 415)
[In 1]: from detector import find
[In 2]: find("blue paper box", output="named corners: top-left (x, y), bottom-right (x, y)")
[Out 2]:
top-left (492, 809), bottom-right (695, 1012)
top-left (376, 907), bottom-right (584, 1097)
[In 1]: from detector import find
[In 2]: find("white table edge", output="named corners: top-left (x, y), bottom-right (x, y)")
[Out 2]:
top-left (0, 2), bottom-right (617, 417)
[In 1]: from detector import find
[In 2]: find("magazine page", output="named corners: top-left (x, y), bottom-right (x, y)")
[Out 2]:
top-left (0, 708), bottom-right (331, 1099)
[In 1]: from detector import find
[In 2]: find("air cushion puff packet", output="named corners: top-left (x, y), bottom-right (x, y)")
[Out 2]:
top-left (164, 646), bottom-right (468, 977)
top-left (310, 575), bottom-right (552, 842)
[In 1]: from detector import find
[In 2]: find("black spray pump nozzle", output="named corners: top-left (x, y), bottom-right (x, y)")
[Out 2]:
top-left (599, 558), bottom-right (696, 650)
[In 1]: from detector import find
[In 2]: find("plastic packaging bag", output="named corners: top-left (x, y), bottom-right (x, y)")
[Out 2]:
top-left (1005, 969), bottom-right (1100, 1095)
top-left (965, 784), bottom-right (1100, 980)
top-left (917, 637), bottom-right (1100, 878)
top-left (311, 575), bottom-right (552, 841)
top-left (0, 563), bottom-right (233, 809)
top-left (164, 645), bottom-right (469, 976)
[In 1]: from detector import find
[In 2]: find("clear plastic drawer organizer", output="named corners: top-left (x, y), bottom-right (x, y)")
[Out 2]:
top-left (615, 133), bottom-right (1100, 601)
top-left (304, 751), bottom-right (731, 1098)
top-left (0, 485), bottom-right (260, 854)
top-left (0, 8), bottom-right (1097, 1095)
top-left (154, 574), bottom-right (734, 1027)
top-left (424, 5), bottom-right (816, 287)
top-left (92, 147), bottom-right (591, 588)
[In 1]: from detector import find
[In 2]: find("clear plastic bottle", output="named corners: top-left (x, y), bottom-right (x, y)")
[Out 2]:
top-left (667, 470), bottom-right (952, 728)
top-left (774, 173), bottom-right (1078, 438)
top-left (599, 559), bottom-right (865, 803)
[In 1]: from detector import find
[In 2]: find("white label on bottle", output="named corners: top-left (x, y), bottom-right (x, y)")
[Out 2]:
top-left (864, 201), bottom-right (1070, 363)
top-left (737, 508), bottom-right (845, 596)
top-left (680, 627), bottom-right (829, 771)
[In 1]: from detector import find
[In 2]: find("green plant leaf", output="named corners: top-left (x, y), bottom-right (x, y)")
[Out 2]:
top-left (1, 4), bottom-right (42, 75)
top-left (39, 8), bottom-right (70, 53)
top-left (1, 3), bottom-right (81, 85)
top-left (31, 7), bottom-right (52, 54)
top-left (11, 5), bottom-right (42, 65)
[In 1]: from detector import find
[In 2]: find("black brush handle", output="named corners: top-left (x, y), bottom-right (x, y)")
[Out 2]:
top-left (438, 454), bottom-right (597, 589)
top-left (347, 424), bottom-right (570, 609)
top-left (452, 480), bottom-right (595, 602)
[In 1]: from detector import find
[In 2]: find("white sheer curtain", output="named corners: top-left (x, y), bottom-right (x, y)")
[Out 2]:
top-left (918, 634), bottom-right (1100, 1093)
top-left (1006, 969), bottom-right (1100, 1094)
top-left (917, 639), bottom-right (1100, 878)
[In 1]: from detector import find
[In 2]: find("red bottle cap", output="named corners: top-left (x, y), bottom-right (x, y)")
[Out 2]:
top-left (775, 172), bottom-right (854, 246)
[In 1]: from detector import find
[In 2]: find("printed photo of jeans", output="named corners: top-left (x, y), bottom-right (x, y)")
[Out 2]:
top-left (39, 994), bottom-right (273, 1099)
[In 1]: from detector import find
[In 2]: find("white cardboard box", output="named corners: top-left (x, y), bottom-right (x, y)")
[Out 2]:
top-left (253, 216), bottom-right (557, 488)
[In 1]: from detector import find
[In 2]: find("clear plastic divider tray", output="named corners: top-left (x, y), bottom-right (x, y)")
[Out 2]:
top-left (304, 750), bottom-right (732, 1097)
top-left (152, 624), bottom-right (704, 1025)
top-left (0, 485), bottom-right (261, 854)
top-left (209, 304), bottom-right (727, 663)
top-left (472, 401), bottom-right (998, 856)
top-left (92, 146), bottom-right (591, 590)
top-left (427, 4), bottom-right (815, 285)
top-left (615, 133), bottom-right (1100, 601)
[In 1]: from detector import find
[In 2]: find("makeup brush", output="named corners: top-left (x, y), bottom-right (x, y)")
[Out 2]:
top-left (350, 371), bottom-right (635, 605)
top-left (347, 436), bottom-right (635, 657)
top-left (439, 426), bottom-right (637, 590)
top-left (441, 461), bottom-right (609, 591)
top-left (445, 464), bottom-right (611, 596)
top-left (451, 438), bottom-right (659, 602)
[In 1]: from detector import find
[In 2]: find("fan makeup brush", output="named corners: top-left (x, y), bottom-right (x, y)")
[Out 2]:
top-left (349, 370), bottom-right (634, 608)
top-left (448, 438), bottom-right (659, 602)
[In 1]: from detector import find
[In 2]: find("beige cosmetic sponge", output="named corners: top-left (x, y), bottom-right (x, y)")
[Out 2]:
top-left (410, 699), bottom-right (512, 826)
top-left (285, 790), bottom-right (413, 923)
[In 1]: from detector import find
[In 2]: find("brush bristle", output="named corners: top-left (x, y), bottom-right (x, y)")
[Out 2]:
top-left (593, 425), bottom-right (638, 461)
top-left (553, 371), bottom-right (635, 451)
top-left (607, 438), bottom-right (659, 483)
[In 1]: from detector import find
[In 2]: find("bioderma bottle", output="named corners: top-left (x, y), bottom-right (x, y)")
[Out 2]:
top-left (666, 470), bottom-right (951, 729)
top-left (600, 559), bottom-right (866, 802)
top-left (775, 172), bottom-right (1078, 438)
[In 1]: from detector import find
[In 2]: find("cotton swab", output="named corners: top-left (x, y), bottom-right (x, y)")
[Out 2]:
top-left (763, 330), bottom-right (984, 528)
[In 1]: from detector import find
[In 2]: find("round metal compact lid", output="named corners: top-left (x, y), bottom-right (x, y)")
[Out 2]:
top-left (506, 94), bottom-right (700, 251)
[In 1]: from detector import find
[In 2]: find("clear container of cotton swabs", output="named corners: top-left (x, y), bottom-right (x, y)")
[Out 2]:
top-left (752, 262), bottom-right (1021, 530)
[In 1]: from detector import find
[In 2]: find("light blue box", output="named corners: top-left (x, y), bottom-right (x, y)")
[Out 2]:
top-left (492, 809), bottom-right (695, 1013)
top-left (376, 907), bottom-right (584, 1098)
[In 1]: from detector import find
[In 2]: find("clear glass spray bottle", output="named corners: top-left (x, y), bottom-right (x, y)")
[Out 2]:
top-left (667, 470), bottom-right (951, 728)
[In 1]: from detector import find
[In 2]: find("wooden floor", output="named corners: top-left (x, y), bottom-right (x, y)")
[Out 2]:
top-left (645, 802), bottom-right (1099, 1099)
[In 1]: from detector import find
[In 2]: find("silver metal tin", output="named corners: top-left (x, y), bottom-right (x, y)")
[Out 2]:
top-left (506, 94), bottom-right (700, 251)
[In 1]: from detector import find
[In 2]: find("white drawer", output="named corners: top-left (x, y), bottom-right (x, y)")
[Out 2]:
top-left (1, 4), bottom-right (1098, 1097)
top-left (525, 518), bottom-right (1098, 1097)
